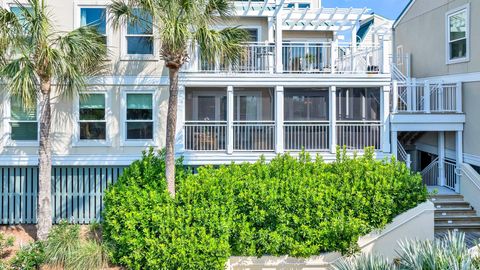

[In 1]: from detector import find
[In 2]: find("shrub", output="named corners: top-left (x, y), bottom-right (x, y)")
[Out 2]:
top-left (0, 231), bottom-right (14, 257)
top-left (9, 242), bottom-right (45, 270)
top-left (103, 147), bottom-right (427, 270)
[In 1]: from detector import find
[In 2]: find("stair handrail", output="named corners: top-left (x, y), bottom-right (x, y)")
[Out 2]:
top-left (461, 164), bottom-right (480, 192)
top-left (397, 140), bottom-right (411, 168)
top-left (421, 157), bottom-right (440, 176)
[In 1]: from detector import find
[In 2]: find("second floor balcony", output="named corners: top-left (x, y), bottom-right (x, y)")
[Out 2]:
top-left (184, 41), bottom-right (387, 75)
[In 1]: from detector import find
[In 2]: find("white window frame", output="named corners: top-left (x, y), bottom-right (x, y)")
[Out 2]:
top-left (74, 2), bottom-right (112, 48)
top-left (121, 90), bottom-right (157, 146)
top-left (191, 91), bottom-right (227, 121)
top-left (446, 3), bottom-right (470, 65)
top-left (120, 9), bottom-right (158, 61)
top-left (2, 94), bottom-right (40, 147)
top-left (234, 91), bottom-right (263, 121)
top-left (73, 91), bottom-right (112, 147)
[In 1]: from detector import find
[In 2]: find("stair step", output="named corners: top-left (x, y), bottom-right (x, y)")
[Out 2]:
top-left (435, 209), bottom-right (477, 216)
top-left (430, 194), bottom-right (464, 200)
top-left (430, 196), bottom-right (465, 202)
top-left (434, 202), bottom-right (471, 208)
top-left (435, 217), bottom-right (480, 225)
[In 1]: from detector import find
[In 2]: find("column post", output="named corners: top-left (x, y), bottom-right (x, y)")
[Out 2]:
top-left (406, 77), bottom-right (412, 111)
top-left (392, 80), bottom-right (398, 113)
top-left (175, 85), bottom-right (186, 154)
top-left (456, 130), bottom-right (463, 193)
top-left (424, 80), bottom-right (430, 113)
top-left (227, 86), bottom-right (234, 154)
top-left (329, 86), bottom-right (337, 153)
top-left (391, 131), bottom-right (398, 159)
top-left (331, 40), bottom-right (338, 74)
top-left (381, 85), bottom-right (391, 153)
top-left (275, 86), bottom-right (284, 154)
top-left (411, 78), bottom-right (417, 111)
top-left (438, 131), bottom-right (446, 187)
top-left (275, 12), bottom-right (283, 73)
top-left (456, 82), bottom-right (463, 113)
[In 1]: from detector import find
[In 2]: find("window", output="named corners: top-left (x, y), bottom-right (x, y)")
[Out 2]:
top-left (447, 5), bottom-right (469, 63)
top-left (126, 9), bottom-right (154, 55)
top-left (336, 88), bottom-right (380, 121)
top-left (284, 89), bottom-right (329, 121)
top-left (126, 93), bottom-right (153, 140)
top-left (10, 96), bottom-right (37, 141)
top-left (80, 7), bottom-right (107, 43)
top-left (79, 94), bottom-right (106, 140)
top-left (185, 88), bottom-right (226, 121)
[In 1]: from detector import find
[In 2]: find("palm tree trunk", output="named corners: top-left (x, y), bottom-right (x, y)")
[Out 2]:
top-left (165, 67), bottom-right (179, 197)
top-left (37, 79), bottom-right (52, 240)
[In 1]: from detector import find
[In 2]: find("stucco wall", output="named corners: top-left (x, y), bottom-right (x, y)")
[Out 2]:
top-left (395, 0), bottom-right (480, 78)
top-left (228, 201), bottom-right (435, 270)
top-left (460, 164), bottom-right (480, 214)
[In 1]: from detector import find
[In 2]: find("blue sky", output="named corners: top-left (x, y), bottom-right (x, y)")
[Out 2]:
top-left (322, 0), bottom-right (411, 20)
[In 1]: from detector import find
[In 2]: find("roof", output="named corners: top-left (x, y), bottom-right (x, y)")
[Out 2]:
top-left (394, 0), bottom-right (415, 28)
top-left (356, 18), bottom-right (374, 44)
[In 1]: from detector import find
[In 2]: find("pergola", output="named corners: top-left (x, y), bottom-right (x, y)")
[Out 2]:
top-left (234, 0), bottom-right (372, 32)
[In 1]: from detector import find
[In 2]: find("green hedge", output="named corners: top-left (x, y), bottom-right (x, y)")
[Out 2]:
top-left (103, 148), bottom-right (427, 270)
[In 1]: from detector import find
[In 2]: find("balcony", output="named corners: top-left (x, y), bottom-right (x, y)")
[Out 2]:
top-left (182, 87), bottom-right (386, 162)
top-left (390, 80), bottom-right (465, 132)
top-left (184, 42), bottom-right (386, 75)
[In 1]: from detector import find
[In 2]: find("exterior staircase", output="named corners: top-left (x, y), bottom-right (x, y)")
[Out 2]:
top-left (431, 194), bottom-right (480, 233)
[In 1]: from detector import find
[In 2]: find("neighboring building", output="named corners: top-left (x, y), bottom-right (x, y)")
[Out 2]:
top-left (0, 0), bottom-right (394, 223)
top-left (393, 0), bottom-right (478, 194)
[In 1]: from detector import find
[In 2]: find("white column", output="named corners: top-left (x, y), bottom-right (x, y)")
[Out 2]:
top-left (391, 131), bottom-right (398, 159)
top-left (392, 80), bottom-right (398, 113)
top-left (275, 86), bottom-right (284, 154)
top-left (406, 78), bottom-right (412, 112)
top-left (275, 12), bottom-right (283, 73)
top-left (411, 78), bottom-right (417, 111)
top-left (438, 131), bottom-right (446, 187)
top-left (329, 86), bottom-right (337, 153)
top-left (175, 85), bottom-right (186, 153)
top-left (381, 85), bottom-right (391, 153)
top-left (456, 82), bottom-right (463, 113)
top-left (227, 86), bottom-right (234, 154)
top-left (456, 130), bottom-right (463, 193)
top-left (424, 80), bottom-right (430, 113)
top-left (331, 40), bottom-right (338, 74)
top-left (267, 16), bottom-right (275, 42)
top-left (379, 36), bottom-right (385, 73)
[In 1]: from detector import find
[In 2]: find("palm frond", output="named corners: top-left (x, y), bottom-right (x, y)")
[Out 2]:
top-left (194, 26), bottom-right (249, 68)
top-left (0, 55), bottom-right (38, 108)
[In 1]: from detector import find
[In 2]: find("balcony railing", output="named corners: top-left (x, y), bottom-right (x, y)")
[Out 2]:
top-left (336, 121), bottom-right (382, 150)
top-left (184, 120), bottom-right (382, 152)
top-left (189, 42), bottom-right (275, 73)
top-left (185, 41), bottom-right (385, 75)
top-left (284, 121), bottom-right (329, 151)
top-left (233, 121), bottom-right (275, 151)
top-left (393, 80), bottom-right (462, 113)
top-left (184, 121), bottom-right (227, 151)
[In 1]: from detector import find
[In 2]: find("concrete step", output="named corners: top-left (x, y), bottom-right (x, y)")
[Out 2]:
top-left (430, 195), bottom-right (465, 202)
top-left (434, 201), bottom-right (471, 209)
top-left (435, 216), bottom-right (480, 225)
top-left (435, 223), bottom-right (480, 233)
top-left (435, 208), bottom-right (477, 216)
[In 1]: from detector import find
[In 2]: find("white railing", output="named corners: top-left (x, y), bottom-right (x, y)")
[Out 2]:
top-left (186, 41), bottom-right (386, 75)
top-left (421, 157), bottom-right (439, 186)
top-left (336, 121), bottom-right (382, 150)
top-left (397, 140), bottom-right (411, 168)
top-left (192, 42), bottom-right (276, 73)
top-left (282, 42), bottom-right (331, 73)
top-left (444, 159), bottom-right (457, 190)
top-left (393, 80), bottom-right (462, 113)
top-left (234, 121), bottom-right (275, 151)
top-left (336, 44), bottom-right (383, 74)
top-left (184, 121), bottom-right (227, 151)
top-left (391, 54), bottom-right (411, 79)
top-left (284, 121), bottom-right (329, 151)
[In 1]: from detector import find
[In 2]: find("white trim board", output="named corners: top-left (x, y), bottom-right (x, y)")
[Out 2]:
top-left (418, 72), bottom-right (480, 84)
top-left (393, 0), bottom-right (416, 28)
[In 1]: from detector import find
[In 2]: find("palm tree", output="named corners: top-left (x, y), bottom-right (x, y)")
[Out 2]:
top-left (109, 0), bottom-right (248, 196)
top-left (0, 0), bottom-right (107, 239)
